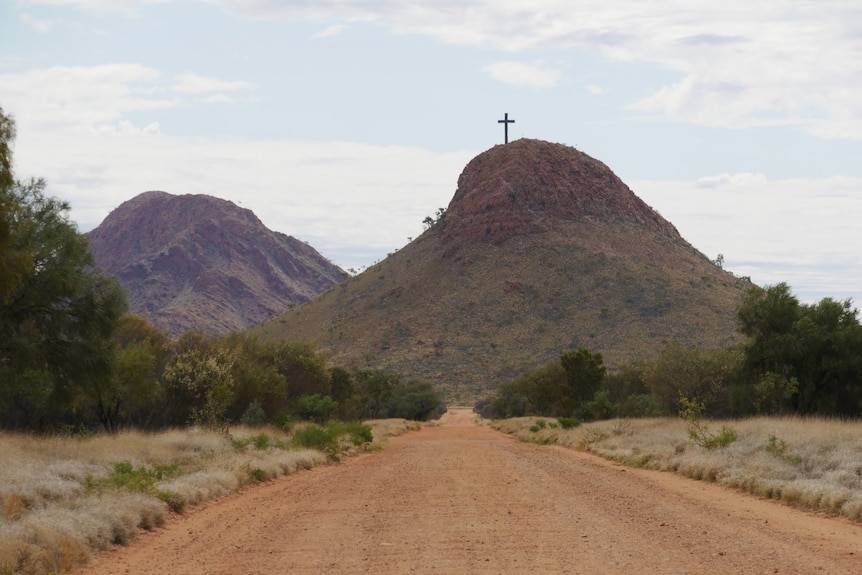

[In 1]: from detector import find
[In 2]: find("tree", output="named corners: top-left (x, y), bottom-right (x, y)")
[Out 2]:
top-left (162, 339), bottom-right (237, 430)
top-left (90, 315), bottom-right (169, 431)
top-left (329, 366), bottom-right (364, 420)
top-left (0, 106), bottom-right (29, 304)
top-left (275, 341), bottom-right (331, 400)
top-left (737, 283), bottom-right (800, 377)
top-left (292, 393), bottom-right (338, 423)
top-left (736, 283), bottom-right (862, 415)
top-left (512, 362), bottom-right (568, 416)
top-left (560, 347), bottom-right (606, 412)
top-left (384, 379), bottom-right (444, 421)
top-left (643, 342), bottom-right (740, 416)
top-left (222, 334), bottom-right (288, 423)
top-left (354, 368), bottom-right (398, 419)
top-left (0, 108), bottom-right (127, 429)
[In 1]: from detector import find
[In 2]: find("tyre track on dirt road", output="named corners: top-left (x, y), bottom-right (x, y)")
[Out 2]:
top-left (78, 410), bottom-right (861, 574)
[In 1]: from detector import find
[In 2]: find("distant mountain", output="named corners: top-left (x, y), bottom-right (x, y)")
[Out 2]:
top-left (252, 139), bottom-right (750, 403)
top-left (87, 191), bottom-right (345, 337)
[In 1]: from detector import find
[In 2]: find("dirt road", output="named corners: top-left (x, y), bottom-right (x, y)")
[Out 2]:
top-left (79, 409), bottom-right (861, 574)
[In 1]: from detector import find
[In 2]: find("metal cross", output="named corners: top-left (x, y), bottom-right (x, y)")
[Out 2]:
top-left (498, 113), bottom-right (515, 144)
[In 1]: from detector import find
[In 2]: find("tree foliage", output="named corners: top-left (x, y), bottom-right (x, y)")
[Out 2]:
top-left (162, 338), bottom-right (237, 430)
top-left (478, 348), bottom-right (609, 420)
top-left (736, 283), bottom-right (862, 415)
top-left (0, 107), bottom-right (127, 429)
top-left (642, 342), bottom-right (740, 417)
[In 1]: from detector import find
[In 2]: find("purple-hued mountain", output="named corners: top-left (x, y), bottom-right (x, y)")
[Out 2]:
top-left (87, 191), bottom-right (345, 337)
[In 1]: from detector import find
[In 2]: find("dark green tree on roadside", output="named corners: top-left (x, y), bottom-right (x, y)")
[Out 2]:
top-left (560, 347), bottom-right (607, 413)
top-left (0, 106), bottom-right (127, 429)
top-left (736, 283), bottom-right (862, 415)
top-left (478, 347), bottom-right (608, 419)
top-left (92, 314), bottom-right (169, 431)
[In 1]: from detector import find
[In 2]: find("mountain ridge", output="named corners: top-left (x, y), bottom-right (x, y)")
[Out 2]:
top-left (87, 191), bottom-right (345, 337)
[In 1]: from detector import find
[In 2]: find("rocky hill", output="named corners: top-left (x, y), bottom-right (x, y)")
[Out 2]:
top-left (87, 191), bottom-right (345, 337)
top-left (253, 140), bottom-right (751, 402)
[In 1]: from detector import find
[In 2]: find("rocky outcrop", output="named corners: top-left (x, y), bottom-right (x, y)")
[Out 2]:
top-left (87, 191), bottom-right (344, 337)
top-left (440, 139), bottom-right (679, 256)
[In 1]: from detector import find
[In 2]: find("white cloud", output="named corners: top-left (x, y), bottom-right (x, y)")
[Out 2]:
top-left (93, 120), bottom-right (161, 135)
top-left (201, 94), bottom-right (235, 104)
top-left (697, 173), bottom-right (768, 188)
top-left (27, 0), bottom-right (171, 15)
top-left (197, 0), bottom-right (862, 140)
top-left (10, 119), bottom-right (473, 271)
top-left (171, 73), bottom-right (253, 94)
top-left (633, 175), bottom-right (862, 304)
top-left (20, 12), bottom-right (56, 33)
top-left (585, 85), bottom-right (604, 96)
top-left (24, 1), bottom-right (862, 137)
top-left (484, 61), bottom-right (560, 89)
top-left (311, 24), bottom-right (347, 39)
top-left (0, 64), bottom-right (180, 132)
top-left (0, 66), bottom-right (258, 134)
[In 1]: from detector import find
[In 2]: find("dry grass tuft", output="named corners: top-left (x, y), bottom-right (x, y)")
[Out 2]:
top-left (494, 416), bottom-right (862, 523)
top-left (0, 423), bottom-right (361, 575)
top-left (364, 419), bottom-right (423, 445)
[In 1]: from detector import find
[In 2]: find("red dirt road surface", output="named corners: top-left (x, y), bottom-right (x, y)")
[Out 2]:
top-left (79, 409), bottom-right (861, 574)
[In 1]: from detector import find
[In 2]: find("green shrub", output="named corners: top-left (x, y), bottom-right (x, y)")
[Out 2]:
top-left (291, 420), bottom-right (373, 458)
top-left (679, 396), bottom-right (738, 450)
top-left (233, 431), bottom-right (273, 450)
top-left (765, 433), bottom-right (803, 464)
top-left (337, 421), bottom-right (374, 445)
top-left (87, 460), bottom-right (181, 494)
top-left (240, 401), bottom-right (267, 426)
top-left (248, 467), bottom-right (267, 483)
top-left (252, 432), bottom-right (270, 450)
top-left (292, 424), bottom-right (338, 457)
top-left (293, 394), bottom-right (338, 423)
top-left (272, 412), bottom-right (294, 433)
top-left (557, 417), bottom-right (581, 429)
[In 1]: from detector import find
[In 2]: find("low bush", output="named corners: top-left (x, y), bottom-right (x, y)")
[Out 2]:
top-left (679, 396), bottom-right (738, 450)
top-left (240, 401), bottom-right (267, 426)
top-left (85, 460), bottom-right (181, 495)
top-left (291, 424), bottom-right (339, 457)
top-left (765, 433), bottom-right (803, 465)
top-left (291, 421), bottom-right (374, 458)
top-left (557, 417), bottom-right (581, 430)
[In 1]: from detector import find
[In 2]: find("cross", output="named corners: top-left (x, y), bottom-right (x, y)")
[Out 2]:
top-left (498, 112), bottom-right (515, 144)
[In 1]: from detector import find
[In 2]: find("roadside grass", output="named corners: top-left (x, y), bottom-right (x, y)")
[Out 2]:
top-left (364, 418), bottom-right (422, 444)
top-left (0, 419), bottom-right (417, 575)
top-left (493, 416), bottom-right (862, 523)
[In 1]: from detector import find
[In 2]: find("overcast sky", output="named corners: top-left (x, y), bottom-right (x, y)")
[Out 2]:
top-left (1, 0), bottom-right (860, 306)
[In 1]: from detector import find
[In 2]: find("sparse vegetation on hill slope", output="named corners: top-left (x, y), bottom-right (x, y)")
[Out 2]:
top-left (254, 140), bottom-right (749, 403)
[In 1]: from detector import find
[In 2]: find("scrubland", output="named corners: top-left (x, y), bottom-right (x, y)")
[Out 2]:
top-left (494, 416), bottom-right (862, 523)
top-left (0, 420), bottom-right (417, 575)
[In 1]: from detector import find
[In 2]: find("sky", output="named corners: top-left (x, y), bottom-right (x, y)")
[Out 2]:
top-left (1, 0), bottom-right (861, 306)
